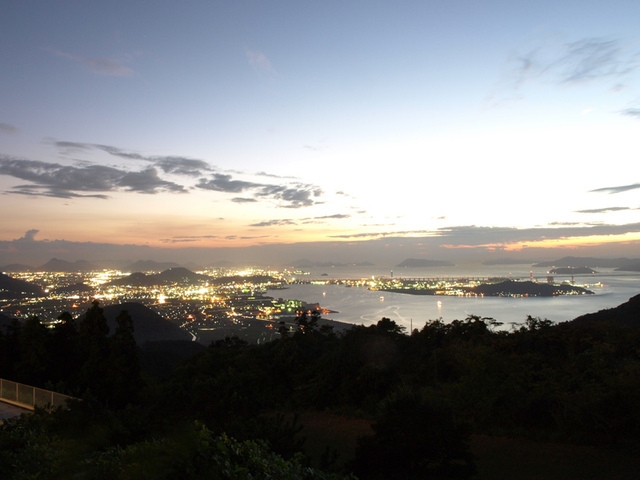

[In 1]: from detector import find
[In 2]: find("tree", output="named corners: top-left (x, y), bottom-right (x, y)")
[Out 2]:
top-left (109, 309), bottom-right (144, 407)
top-left (17, 315), bottom-right (49, 385)
top-left (351, 389), bottom-right (476, 479)
top-left (77, 300), bottom-right (111, 399)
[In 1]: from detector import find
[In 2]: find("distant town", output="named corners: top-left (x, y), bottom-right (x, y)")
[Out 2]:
top-left (0, 259), bottom-right (598, 344)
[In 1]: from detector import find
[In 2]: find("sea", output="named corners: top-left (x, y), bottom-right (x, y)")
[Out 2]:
top-left (274, 264), bottom-right (640, 332)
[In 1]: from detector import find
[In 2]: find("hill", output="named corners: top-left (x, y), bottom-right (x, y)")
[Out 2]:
top-left (80, 302), bottom-right (193, 344)
top-left (533, 256), bottom-right (639, 269)
top-left (548, 266), bottom-right (597, 274)
top-left (616, 262), bottom-right (640, 272)
top-left (0, 311), bottom-right (16, 332)
top-left (107, 267), bottom-right (210, 287)
top-left (566, 293), bottom-right (640, 328)
top-left (0, 272), bottom-right (45, 298)
top-left (124, 260), bottom-right (182, 272)
top-left (1, 263), bottom-right (34, 272)
top-left (37, 258), bottom-right (99, 272)
top-left (471, 280), bottom-right (593, 297)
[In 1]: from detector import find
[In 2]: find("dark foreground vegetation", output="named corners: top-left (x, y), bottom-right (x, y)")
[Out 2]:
top-left (2, 296), bottom-right (640, 479)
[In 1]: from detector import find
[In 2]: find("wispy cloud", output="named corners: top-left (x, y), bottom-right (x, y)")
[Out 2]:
top-left (555, 38), bottom-right (635, 84)
top-left (249, 219), bottom-right (296, 227)
top-left (512, 37), bottom-right (637, 86)
top-left (246, 49), bottom-right (274, 76)
top-left (576, 206), bottom-right (633, 214)
top-left (491, 37), bottom-right (639, 108)
top-left (590, 183), bottom-right (640, 194)
top-left (0, 123), bottom-right (18, 134)
top-left (48, 48), bottom-right (134, 77)
top-left (621, 107), bottom-right (640, 119)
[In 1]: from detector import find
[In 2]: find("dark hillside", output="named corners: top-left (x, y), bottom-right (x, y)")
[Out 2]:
top-left (80, 302), bottom-right (193, 344)
top-left (0, 272), bottom-right (45, 298)
top-left (566, 293), bottom-right (640, 328)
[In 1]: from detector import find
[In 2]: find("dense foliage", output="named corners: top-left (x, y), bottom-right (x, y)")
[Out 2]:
top-left (2, 297), bottom-right (640, 478)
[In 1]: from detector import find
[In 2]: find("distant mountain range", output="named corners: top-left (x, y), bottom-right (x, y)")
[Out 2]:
top-left (396, 258), bottom-right (455, 268)
top-left (533, 256), bottom-right (640, 270)
top-left (0, 258), bottom-right (195, 273)
top-left (292, 259), bottom-right (375, 268)
top-left (38, 258), bottom-right (100, 272)
top-left (3, 255), bottom-right (640, 274)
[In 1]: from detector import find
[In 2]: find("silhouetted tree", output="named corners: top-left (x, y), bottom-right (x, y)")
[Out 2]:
top-left (109, 309), bottom-right (143, 407)
top-left (17, 316), bottom-right (49, 385)
top-left (77, 300), bottom-right (111, 399)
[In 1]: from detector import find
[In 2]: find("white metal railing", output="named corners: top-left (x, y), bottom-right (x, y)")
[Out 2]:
top-left (0, 378), bottom-right (74, 411)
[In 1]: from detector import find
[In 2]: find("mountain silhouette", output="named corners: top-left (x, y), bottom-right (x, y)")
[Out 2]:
top-left (107, 267), bottom-right (210, 287)
top-left (396, 258), bottom-right (455, 268)
top-left (37, 258), bottom-right (98, 272)
top-left (0, 263), bottom-right (34, 272)
top-left (0, 272), bottom-right (45, 298)
top-left (124, 260), bottom-right (182, 272)
top-left (566, 293), bottom-right (640, 328)
top-left (533, 256), bottom-right (640, 269)
top-left (79, 302), bottom-right (193, 344)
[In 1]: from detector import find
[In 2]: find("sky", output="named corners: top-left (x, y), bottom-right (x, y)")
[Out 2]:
top-left (1, 1), bottom-right (640, 268)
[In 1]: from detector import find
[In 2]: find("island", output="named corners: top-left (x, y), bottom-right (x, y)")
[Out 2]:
top-left (372, 278), bottom-right (593, 297)
top-left (548, 266), bottom-right (597, 275)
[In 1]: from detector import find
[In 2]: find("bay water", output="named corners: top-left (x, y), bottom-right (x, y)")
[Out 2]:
top-left (276, 264), bottom-right (640, 332)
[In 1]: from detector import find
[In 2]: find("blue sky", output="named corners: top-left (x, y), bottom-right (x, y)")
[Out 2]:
top-left (1, 1), bottom-right (640, 266)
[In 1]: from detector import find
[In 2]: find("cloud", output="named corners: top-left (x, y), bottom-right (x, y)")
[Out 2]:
top-left (197, 173), bottom-right (324, 208)
top-left (18, 229), bottom-right (39, 242)
top-left (52, 141), bottom-right (214, 176)
top-left (492, 37), bottom-right (639, 107)
top-left (154, 157), bottom-right (212, 177)
top-left (0, 123), bottom-right (18, 134)
top-left (576, 206), bottom-right (632, 214)
top-left (314, 214), bottom-right (351, 220)
top-left (249, 219), bottom-right (296, 227)
top-left (246, 49), bottom-right (274, 75)
top-left (328, 222), bottom-right (640, 247)
top-left (197, 173), bottom-right (262, 193)
top-left (590, 183), bottom-right (640, 194)
top-left (0, 155), bottom-right (186, 197)
top-left (514, 37), bottom-right (636, 86)
top-left (256, 184), bottom-right (323, 208)
top-left (621, 107), bottom-right (640, 119)
top-left (9, 140), bottom-right (326, 207)
top-left (297, 214), bottom-right (351, 225)
top-left (119, 167), bottom-right (187, 194)
top-left (48, 48), bottom-right (134, 76)
top-left (556, 38), bottom-right (635, 84)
